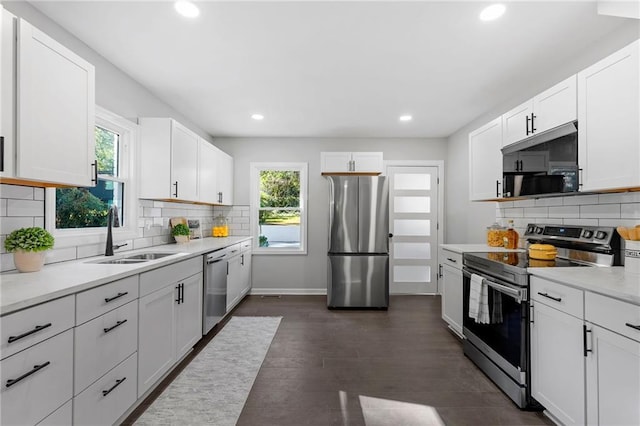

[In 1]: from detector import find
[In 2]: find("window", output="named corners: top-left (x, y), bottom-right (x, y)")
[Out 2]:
top-left (46, 106), bottom-right (138, 244)
top-left (250, 163), bottom-right (308, 254)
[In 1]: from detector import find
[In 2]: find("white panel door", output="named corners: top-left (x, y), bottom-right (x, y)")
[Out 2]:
top-left (170, 121), bottom-right (199, 202)
top-left (388, 166), bottom-right (438, 294)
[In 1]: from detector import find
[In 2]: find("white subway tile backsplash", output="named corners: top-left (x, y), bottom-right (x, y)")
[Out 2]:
top-left (235, 217), bottom-right (250, 224)
top-left (503, 208), bottom-right (524, 218)
top-left (76, 243), bottom-right (104, 259)
top-left (1, 253), bottom-right (15, 272)
top-left (153, 217), bottom-right (164, 227)
top-left (0, 216), bottom-right (34, 235)
top-left (562, 218), bottom-right (599, 226)
top-left (563, 195), bottom-right (599, 206)
top-left (33, 188), bottom-right (45, 201)
top-left (548, 206), bottom-right (580, 219)
top-left (513, 199), bottom-right (536, 207)
top-left (599, 192), bottom-right (640, 204)
top-left (7, 199), bottom-right (44, 217)
top-left (621, 203), bottom-right (640, 219)
top-left (580, 203), bottom-right (620, 219)
top-left (46, 247), bottom-right (77, 264)
top-left (0, 199), bottom-right (6, 217)
top-left (599, 218), bottom-right (640, 228)
top-left (33, 217), bottom-right (45, 228)
top-left (144, 207), bottom-right (161, 217)
top-left (152, 235), bottom-right (171, 245)
top-left (534, 197), bottom-right (564, 207)
top-left (0, 184), bottom-right (34, 200)
top-left (523, 207), bottom-right (548, 218)
top-left (133, 237), bottom-right (154, 250)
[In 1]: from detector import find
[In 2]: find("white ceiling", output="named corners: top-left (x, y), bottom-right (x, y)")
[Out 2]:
top-left (29, 1), bottom-right (630, 138)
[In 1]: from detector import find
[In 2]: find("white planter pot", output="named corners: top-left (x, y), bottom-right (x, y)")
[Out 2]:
top-left (13, 250), bottom-right (46, 273)
top-left (174, 235), bottom-right (190, 244)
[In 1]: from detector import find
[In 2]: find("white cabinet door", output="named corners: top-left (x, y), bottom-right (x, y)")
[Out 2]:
top-left (175, 272), bottom-right (203, 360)
top-left (578, 40), bottom-right (640, 191)
top-left (216, 149), bottom-right (234, 205)
top-left (137, 285), bottom-right (175, 397)
top-left (1, 6), bottom-right (15, 178)
top-left (321, 152), bottom-right (352, 173)
top-left (503, 101), bottom-right (533, 147)
top-left (171, 121), bottom-right (199, 202)
top-left (198, 139), bottom-right (218, 204)
top-left (469, 117), bottom-right (503, 201)
top-left (226, 254), bottom-right (242, 311)
top-left (530, 301), bottom-right (585, 426)
top-left (441, 263), bottom-right (463, 337)
top-left (533, 75), bottom-right (577, 134)
top-left (352, 152), bottom-right (383, 173)
top-left (138, 118), bottom-right (171, 199)
top-left (586, 324), bottom-right (640, 426)
top-left (240, 249), bottom-right (252, 297)
top-left (17, 18), bottom-right (95, 186)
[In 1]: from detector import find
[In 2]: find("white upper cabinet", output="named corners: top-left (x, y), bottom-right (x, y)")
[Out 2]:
top-left (1, 12), bottom-right (95, 186)
top-left (503, 75), bottom-right (577, 147)
top-left (469, 117), bottom-right (503, 200)
top-left (578, 39), bottom-right (640, 192)
top-left (170, 121), bottom-right (199, 202)
top-left (321, 152), bottom-right (383, 174)
top-left (216, 149), bottom-right (233, 205)
top-left (198, 138), bottom-right (218, 204)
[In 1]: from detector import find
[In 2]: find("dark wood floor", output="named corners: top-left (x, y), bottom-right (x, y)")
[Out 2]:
top-left (125, 295), bottom-right (553, 425)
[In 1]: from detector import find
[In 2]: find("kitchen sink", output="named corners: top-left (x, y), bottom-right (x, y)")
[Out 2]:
top-left (91, 258), bottom-right (148, 265)
top-left (124, 252), bottom-right (174, 260)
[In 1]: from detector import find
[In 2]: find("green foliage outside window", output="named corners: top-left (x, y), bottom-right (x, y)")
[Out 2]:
top-left (259, 171), bottom-right (300, 225)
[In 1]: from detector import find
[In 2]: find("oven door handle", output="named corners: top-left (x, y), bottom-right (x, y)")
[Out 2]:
top-left (484, 280), bottom-right (525, 303)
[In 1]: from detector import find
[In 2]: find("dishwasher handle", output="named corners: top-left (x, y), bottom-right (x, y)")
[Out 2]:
top-left (206, 254), bottom-right (227, 264)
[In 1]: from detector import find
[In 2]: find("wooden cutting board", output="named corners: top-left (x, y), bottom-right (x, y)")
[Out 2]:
top-left (170, 217), bottom-right (187, 228)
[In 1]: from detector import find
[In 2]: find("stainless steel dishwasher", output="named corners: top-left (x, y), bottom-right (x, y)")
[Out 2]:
top-left (202, 246), bottom-right (234, 335)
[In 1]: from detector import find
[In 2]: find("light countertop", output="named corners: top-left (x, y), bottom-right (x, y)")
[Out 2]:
top-left (529, 267), bottom-right (640, 306)
top-left (0, 236), bottom-right (251, 316)
top-left (440, 244), bottom-right (525, 254)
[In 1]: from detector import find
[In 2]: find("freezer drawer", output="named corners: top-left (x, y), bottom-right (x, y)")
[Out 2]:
top-left (327, 255), bottom-right (389, 309)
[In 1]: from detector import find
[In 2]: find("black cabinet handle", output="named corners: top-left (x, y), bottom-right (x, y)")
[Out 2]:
top-left (583, 325), bottom-right (592, 357)
top-left (102, 377), bottom-right (126, 397)
top-left (91, 161), bottom-right (98, 185)
top-left (6, 361), bottom-right (50, 388)
top-left (518, 160), bottom-right (523, 171)
top-left (446, 257), bottom-right (457, 264)
top-left (8, 323), bottom-right (52, 344)
top-left (173, 181), bottom-right (179, 198)
top-left (104, 292), bottom-right (128, 303)
top-left (438, 264), bottom-right (442, 278)
top-left (530, 113), bottom-right (537, 133)
top-left (103, 319), bottom-right (128, 334)
top-left (241, 254), bottom-right (244, 266)
top-left (537, 292), bottom-right (562, 302)
top-left (176, 284), bottom-right (181, 304)
top-left (525, 115), bottom-right (531, 135)
top-left (578, 168), bottom-right (584, 188)
top-left (181, 283), bottom-right (184, 303)
top-left (0, 136), bottom-right (4, 172)
top-left (625, 323), bottom-right (640, 331)
top-left (496, 180), bottom-right (501, 198)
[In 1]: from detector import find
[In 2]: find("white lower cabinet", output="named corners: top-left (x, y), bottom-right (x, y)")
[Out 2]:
top-left (0, 329), bottom-right (73, 426)
top-left (73, 353), bottom-right (138, 426)
top-left (37, 399), bottom-right (72, 426)
top-left (441, 263), bottom-right (463, 337)
top-left (240, 246), bottom-right (252, 298)
top-left (227, 241), bottom-right (252, 312)
top-left (138, 258), bottom-right (203, 397)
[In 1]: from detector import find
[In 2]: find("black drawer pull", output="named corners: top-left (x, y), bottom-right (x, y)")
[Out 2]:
top-left (625, 323), bottom-right (640, 331)
top-left (6, 361), bottom-right (50, 388)
top-left (103, 319), bottom-right (128, 334)
top-left (102, 377), bottom-right (126, 397)
top-left (104, 292), bottom-right (128, 303)
top-left (538, 292), bottom-right (562, 302)
top-left (446, 257), bottom-right (457, 263)
top-left (8, 323), bottom-right (52, 344)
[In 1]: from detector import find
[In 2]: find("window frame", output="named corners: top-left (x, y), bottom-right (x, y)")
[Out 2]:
top-left (250, 162), bottom-right (308, 255)
top-left (45, 106), bottom-right (139, 248)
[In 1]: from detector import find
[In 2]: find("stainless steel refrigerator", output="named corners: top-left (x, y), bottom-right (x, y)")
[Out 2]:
top-left (327, 176), bottom-right (389, 309)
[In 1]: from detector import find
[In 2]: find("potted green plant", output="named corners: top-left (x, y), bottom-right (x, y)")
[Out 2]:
top-left (4, 227), bottom-right (54, 272)
top-left (171, 223), bottom-right (191, 244)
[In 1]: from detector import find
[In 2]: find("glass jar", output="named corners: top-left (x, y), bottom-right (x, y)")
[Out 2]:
top-left (487, 223), bottom-right (507, 247)
top-left (212, 215), bottom-right (229, 237)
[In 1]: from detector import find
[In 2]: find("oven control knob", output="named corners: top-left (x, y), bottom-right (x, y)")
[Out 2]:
top-left (595, 231), bottom-right (607, 240)
top-left (535, 227), bottom-right (544, 234)
top-left (582, 230), bottom-right (593, 239)
top-left (526, 225), bottom-right (535, 234)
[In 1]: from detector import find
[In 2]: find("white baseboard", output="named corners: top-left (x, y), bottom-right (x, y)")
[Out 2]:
top-left (249, 288), bottom-right (327, 296)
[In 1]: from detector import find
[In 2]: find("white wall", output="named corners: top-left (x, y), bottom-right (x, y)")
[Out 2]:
top-left (445, 20), bottom-right (640, 244)
top-left (213, 137), bottom-right (447, 292)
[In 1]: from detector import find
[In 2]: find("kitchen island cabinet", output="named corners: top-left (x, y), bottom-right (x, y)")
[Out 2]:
top-left (1, 8), bottom-right (95, 186)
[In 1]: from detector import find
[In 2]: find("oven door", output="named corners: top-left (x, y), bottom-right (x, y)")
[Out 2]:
top-left (462, 267), bottom-right (529, 384)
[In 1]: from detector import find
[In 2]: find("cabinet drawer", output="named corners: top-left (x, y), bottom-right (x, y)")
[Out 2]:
top-left (531, 277), bottom-right (584, 318)
top-left (0, 329), bottom-right (73, 426)
top-left (442, 251), bottom-right (462, 269)
top-left (74, 300), bottom-right (138, 394)
top-left (76, 275), bottom-right (139, 325)
top-left (586, 292), bottom-right (640, 342)
top-left (37, 399), bottom-right (72, 426)
top-left (74, 352), bottom-right (137, 426)
top-left (1, 295), bottom-right (74, 360)
top-left (139, 256), bottom-right (202, 297)
top-left (240, 239), bottom-right (252, 251)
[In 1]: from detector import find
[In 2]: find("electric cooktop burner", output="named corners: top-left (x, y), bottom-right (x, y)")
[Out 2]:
top-left (471, 251), bottom-right (592, 269)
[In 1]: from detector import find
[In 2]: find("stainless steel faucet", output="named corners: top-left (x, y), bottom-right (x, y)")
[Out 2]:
top-left (105, 205), bottom-right (127, 256)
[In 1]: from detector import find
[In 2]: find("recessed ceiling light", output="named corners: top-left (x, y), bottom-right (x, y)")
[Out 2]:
top-left (479, 4), bottom-right (506, 21)
top-left (399, 115), bottom-right (413, 122)
top-left (251, 114), bottom-right (264, 121)
top-left (174, 1), bottom-right (200, 18)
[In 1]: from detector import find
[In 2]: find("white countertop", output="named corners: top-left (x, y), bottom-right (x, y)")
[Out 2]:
top-left (529, 267), bottom-right (640, 306)
top-left (0, 236), bottom-right (251, 316)
top-left (440, 244), bottom-right (525, 254)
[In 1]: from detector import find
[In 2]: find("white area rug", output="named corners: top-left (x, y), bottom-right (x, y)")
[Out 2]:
top-left (135, 316), bottom-right (282, 426)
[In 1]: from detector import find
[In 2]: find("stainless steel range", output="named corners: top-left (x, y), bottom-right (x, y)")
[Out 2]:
top-left (461, 223), bottom-right (622, 409)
